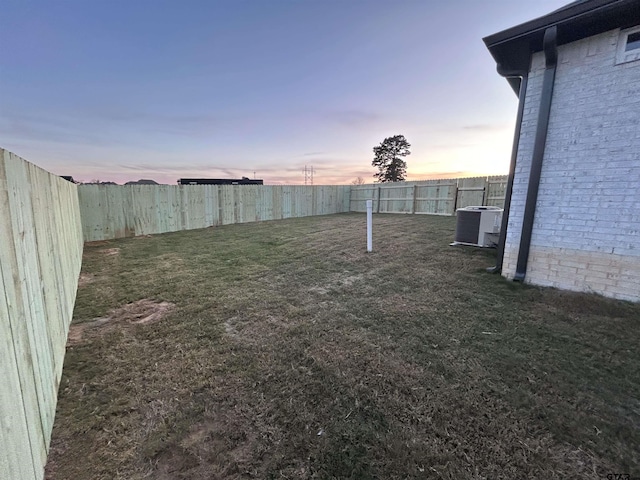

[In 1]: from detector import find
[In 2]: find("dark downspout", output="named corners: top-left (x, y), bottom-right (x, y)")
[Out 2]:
top-left (488, 71), bottom-right (528, 274)
top-left (514, 25), bottom-right (558, 282)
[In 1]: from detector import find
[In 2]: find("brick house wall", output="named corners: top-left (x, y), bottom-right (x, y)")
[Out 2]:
top-left (502, 27), bottom-right (640, 301)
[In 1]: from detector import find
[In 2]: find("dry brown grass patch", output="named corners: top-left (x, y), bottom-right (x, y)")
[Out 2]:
top-left (77, 272), bottom-right (95, 287)
top-left (67, 299), bottom-right (175, 345)
top-left (48, 214), bottom-right (640, 479)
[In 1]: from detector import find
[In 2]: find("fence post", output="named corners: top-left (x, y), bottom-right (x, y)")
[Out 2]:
top-left (483, 177), bottom-right (489, 206)
top-left (376, 185), bottom-right (381, 214)
top-left (366, 199), bottom-right (373, 252)
top-left (452, 180), bottom-right (459, 215)
top-left (412, 184), bottom-right (417, 214)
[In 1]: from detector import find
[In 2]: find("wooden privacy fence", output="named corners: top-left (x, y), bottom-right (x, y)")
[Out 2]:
top-left (79, 177), bottom-right (507, 241)
top-left (78, 184), bottom-right (351, 242)
top-left (349, 175), bottom-right (507, 214)
top-left (0, 149), bottom-right (84, 480)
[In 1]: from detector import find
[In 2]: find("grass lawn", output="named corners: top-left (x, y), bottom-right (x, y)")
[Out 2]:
top-left (46, 213), bottom-right (640, 479)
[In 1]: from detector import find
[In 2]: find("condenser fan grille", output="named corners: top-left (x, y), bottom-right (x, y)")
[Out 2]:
top-left (455, 210), bottom-right (481, 244)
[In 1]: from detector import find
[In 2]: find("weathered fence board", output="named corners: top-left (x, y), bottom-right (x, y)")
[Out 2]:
top-left (78, 184), bottom-right (351, 241)
top-left (349, 176), bottom-right (506, 215)
top-left (0, 149), bottom-right (83, 480)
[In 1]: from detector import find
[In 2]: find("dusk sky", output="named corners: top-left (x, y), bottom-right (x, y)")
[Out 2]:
top-left (1, 0), bottom-right (570, 185)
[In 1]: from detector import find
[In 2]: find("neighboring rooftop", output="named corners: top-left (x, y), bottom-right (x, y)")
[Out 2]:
top-left (178, 177), bottom-right (264, 185)
top-left (124, 179), bottom-right (160, 185)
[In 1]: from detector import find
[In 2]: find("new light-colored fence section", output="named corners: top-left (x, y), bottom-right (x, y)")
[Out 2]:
top-left (0, 149), bottom-right (83, 480)
top-left (350, 179), bottom-right (457, 215)
top-left (456, 177), bottom-right (489, 209)
top-left (482, 175), bottom-right (509, 208)
top-left (78, 184), bottom-right (351, 241)
top-left (350, 175), bottom-right (508, 215)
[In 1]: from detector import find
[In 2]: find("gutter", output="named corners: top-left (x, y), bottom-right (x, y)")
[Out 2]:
top-left (514, 26), bottom-right (558, 282)
top-left (487, 70), bottom-right (528, 274)
top-left (483, 0), bottom-right (640, 95)
top-left (483, 0), bottom-right (621, 49)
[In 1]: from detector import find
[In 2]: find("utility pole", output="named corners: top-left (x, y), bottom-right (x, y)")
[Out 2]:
top-left (303, 165), bottom-right (315, 185)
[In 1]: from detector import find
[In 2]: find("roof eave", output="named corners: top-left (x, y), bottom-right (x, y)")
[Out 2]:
top-left (483, 0), bottom-right (621, 49)
top-left (483, 0), bottom-right (640, 93)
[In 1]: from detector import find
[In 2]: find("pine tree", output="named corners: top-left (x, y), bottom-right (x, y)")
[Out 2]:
top-left (372, 135), bottom-right (410, 182)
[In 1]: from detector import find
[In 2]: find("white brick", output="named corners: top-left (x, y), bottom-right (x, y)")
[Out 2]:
top-left (502, 27), bottom-right (640, 302)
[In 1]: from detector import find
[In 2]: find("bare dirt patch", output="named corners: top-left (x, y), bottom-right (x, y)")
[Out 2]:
top-left (223, 313), bottom-right (294, 345)
top-left (66, 299), bottom-right (175, 346)
top-left (153, 418), bottom-right (261, 480)
top-left (121, 299), bottom-right (175, 325)
top-left (84, 240), bottom-right (110, 247)
top-left (77, 272), bottom-right (95, 287)
top-left (306, 272), bottom-right (365, 296)
top-left (100, 247), bottom-right (120, 256)
top-left (66, 318), bottom-right (110, 346)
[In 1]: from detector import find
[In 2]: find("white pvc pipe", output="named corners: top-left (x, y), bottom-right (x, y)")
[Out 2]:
top-left (366, 199), bottom-right (373, 252)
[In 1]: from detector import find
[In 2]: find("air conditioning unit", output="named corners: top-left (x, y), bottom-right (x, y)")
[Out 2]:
top-left (452, 206), bottom-right (503, 247)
